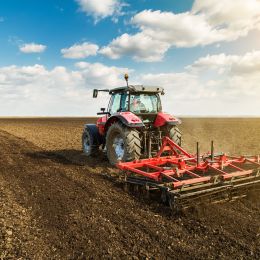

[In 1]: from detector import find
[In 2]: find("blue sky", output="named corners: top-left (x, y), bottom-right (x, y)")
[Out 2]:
top-left (0, 0), bottom-right (193, 69)
top-left (0, 0), bottom-right (260, 116)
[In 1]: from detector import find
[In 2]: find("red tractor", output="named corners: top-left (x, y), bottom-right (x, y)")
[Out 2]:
top-left (82, 75), bottom-right (181, 165)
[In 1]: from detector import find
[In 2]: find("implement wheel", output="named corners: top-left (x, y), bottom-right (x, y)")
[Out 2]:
top-left (106, 122), bottom-right (141, 165)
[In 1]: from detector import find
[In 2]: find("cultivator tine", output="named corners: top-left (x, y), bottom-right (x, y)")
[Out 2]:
top-left (124, 182), bottom-right (129, 192)
top-left (117, 137), bottom-right (260, 212)
top-left (211, 140), bottom-right (214, 161)
top-left (196, 142), bottom-right (200, 166)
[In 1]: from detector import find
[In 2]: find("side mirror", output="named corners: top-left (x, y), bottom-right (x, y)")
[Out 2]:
top-left (93, 89), bottom-right (98, 98)
top-left (100, 108), bottom-right (106, 112)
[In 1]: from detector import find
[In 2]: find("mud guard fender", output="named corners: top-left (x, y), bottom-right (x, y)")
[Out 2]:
top-left (154, 112), bottom-right (181, 127)
top-left (105, 112), bottom-right (144, 130)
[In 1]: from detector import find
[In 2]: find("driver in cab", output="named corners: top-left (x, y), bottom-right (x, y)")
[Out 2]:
top-left (130, 96), bottom-right (146, 113)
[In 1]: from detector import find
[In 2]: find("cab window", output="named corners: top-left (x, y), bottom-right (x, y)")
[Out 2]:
top-left (130, 94), bottom-right (160, 113)
top-left (109, 93), bottom-right (121, 114)
top-left (120, 93), bottom-right (129, 112)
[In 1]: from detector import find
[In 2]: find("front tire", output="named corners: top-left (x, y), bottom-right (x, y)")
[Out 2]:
top-left (106, 122), bottom-right (141, 165)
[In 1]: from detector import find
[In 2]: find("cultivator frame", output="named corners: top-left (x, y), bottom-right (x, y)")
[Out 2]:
top-left (117, 137), bottom-right (260, 210)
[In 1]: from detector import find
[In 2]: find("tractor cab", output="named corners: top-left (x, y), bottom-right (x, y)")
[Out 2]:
top-left (109, 86), bottom-right (163, 116)
top-left (107, 85), bottom-right (163, 124)
top-left (95, 85), bottom-right (164, 114)
top-left (95, 85), bottom-right (165, 125)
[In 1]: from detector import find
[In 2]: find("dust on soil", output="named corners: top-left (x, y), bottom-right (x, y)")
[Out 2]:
top-left (0, 117), bottom-right (259, 259)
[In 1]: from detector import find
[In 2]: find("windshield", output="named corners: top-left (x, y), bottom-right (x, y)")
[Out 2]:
top-left (129, 94), bottom-right (160, 113)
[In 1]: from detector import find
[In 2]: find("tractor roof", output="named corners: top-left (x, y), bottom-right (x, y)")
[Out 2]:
top-left (109, 85), bottom-right (164, 94)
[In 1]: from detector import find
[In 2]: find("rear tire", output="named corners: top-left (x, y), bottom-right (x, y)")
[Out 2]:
top-left (106, 122), bottom-right (141, 165)
top-left (163, 126), bottom-right (182, 146)
top-left (82, 128), bottom-right (99, 156)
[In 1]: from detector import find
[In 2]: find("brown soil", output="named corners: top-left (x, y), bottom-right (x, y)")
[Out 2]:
top-left (0, 117), bottom-right (259, 259)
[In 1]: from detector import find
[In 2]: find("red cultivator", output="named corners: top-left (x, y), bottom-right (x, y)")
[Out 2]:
top-left (117, 137), bottom-right (260, 210)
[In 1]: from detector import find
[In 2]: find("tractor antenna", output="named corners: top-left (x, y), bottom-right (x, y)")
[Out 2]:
top-left (124, 73), bottom-right (129, 87)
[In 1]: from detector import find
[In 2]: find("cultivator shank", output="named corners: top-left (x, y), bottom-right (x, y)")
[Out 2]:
top-left (117, 137), bottom-right (260, 210)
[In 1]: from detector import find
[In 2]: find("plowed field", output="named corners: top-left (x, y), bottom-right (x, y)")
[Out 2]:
top-left (0, 118), bottom-right (259, 259)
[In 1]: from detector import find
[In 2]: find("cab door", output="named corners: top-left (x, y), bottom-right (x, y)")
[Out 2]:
top-left (108, 93), bottom-right (121, 114)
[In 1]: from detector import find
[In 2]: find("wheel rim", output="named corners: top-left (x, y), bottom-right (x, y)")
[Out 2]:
top-left (112, 135), bottom-right (124, 160)
top-left (83, 133), bottom-right (91, 154)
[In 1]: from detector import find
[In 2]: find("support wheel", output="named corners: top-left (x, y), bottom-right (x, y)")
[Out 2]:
top-left (106, 122), bottom-right (141, 165)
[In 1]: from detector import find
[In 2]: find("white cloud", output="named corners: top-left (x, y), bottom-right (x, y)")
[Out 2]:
top-left (99, 33), bottom-right (170, 62)
top-left (61, 42), bottom-right (99, 59)
top-left (74, 61), bottom-right (130, 87)
top-left (131, 10), bottom-right (219, 47)
top-left (138, 50), bottom-right (260, 115)
top-left (140, 72), bottom-right (214, 100)
top-left (101, 0), bottom-right (260, 61)
top-left (187, 51), bottom-right (260, 100)
top-left (0, 63), bottom-right (129, 116)
top-left (19, 43), bottom-right (47, 53)
top-left (192, 0), bottom-right (260, 34)
top-left (76, 0), bottom-right (125, 23)
top-left (187, 51), bottom-right (260, 75)
top-left (0, 51), bottom-right (260, 116)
